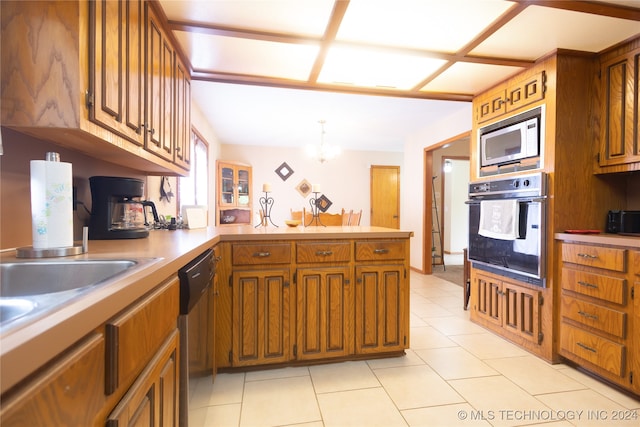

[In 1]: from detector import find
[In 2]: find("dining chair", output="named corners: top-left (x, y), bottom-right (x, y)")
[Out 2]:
top-left (342, 209), bottom-right (352, 225)
top-left (349, 209), bottom-right (362, 226)
top-left (318, 212), bottom-right (343, 226)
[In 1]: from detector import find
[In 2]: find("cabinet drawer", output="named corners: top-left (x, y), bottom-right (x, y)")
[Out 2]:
top-left (560, 295), bottom-right (626, 338)
top-left (296, 241), bottom-right (351, 263)
top-left (355, 241), bottom-right (405, 261)
top-left (232, 243), bottom-right (291, 265)
top-left (105, 277), bottom-right (179, 394)
top-left (0, 334), bottom-right (105, 427)
top-left (560, 323), bottom-right (625, 377)
top-left (561, 268), bottom-right (627, 305)
top-left (561, 243), bottom-right (626, 272)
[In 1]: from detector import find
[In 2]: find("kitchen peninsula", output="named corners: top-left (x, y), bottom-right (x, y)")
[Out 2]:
top-left (0, 225), bottom-right (412, 426)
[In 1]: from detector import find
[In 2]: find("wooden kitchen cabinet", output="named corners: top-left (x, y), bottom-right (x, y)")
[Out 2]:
top-left (106, 331), bottom-right (179, 427)
top-left (232, 268), bottom-right (293, 366)
top-left (596, 39), bottom-right (640, 172)
top-left (91, 0), bottom-right (145, 146)
top-left (215, 235), bottom-right (411, 371)
top-left (1, 0), bottom-right (190, 175)
top-left (295, 241), bottom-right (353, 360)
top-left (216, 161), bottom-right (253, 226)
top-left (471, 270), bottom-right (542, 347)
top-left (354, 264), bottom-right (407, 354)
top-left (475, 71), bottom-right (546, 124)
top-left (0, 276), bottom-right (180, 426)
top-left (354, 240), bottom-right (410, 354)
top-left (144, 3), bottom-right (174, 163)
top-left (0, 334), bottom-right (106, 427)
top-left (558, 241), bottom-right (636, 393)
top-left (173, 56), bottom-right (191, 170)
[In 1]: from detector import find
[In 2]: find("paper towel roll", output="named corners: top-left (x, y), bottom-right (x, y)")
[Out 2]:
top-left (30, 157), bottom-right (73, 249)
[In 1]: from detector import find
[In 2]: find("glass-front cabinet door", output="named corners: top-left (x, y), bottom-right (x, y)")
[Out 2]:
top-left (220, 166), bottom-right (235, 206)
top-left (237, 168), bottom-right (250, 207)
top-left (216, 161), bottom-right (253, 225)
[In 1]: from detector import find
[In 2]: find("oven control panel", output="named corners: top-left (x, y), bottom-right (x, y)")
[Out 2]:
top-left (469, 172), bottom-right (545, 198)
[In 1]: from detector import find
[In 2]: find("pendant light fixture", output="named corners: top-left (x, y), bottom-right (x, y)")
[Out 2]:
top-left (306, 120), bottom-right (340, 163)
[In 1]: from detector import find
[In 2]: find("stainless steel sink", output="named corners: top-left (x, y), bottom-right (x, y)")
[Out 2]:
top-left (1, 259), bottom-right (138, 297)
top-left (0, 299), bottom-right (36, 324)
top-left (0, 258), bottom-right (159, 330)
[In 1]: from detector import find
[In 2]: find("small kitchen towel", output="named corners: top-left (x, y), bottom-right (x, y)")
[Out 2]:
top-left (479, 199), bottom-right (519, 240)
top-left (30, 157), bottom-right (73, 248)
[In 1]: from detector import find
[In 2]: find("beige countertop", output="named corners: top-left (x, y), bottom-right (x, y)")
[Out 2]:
top-left (0, 225), bottom-right (413, 393)
top-left (555, 232), bottom-right (640, 248)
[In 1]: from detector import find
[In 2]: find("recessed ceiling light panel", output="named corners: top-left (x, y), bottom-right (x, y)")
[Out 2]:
top-left (318, 46), bottom-right (447, 90)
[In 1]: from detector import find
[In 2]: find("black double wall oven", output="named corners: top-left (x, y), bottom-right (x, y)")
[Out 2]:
top-left (467, 172), bottom-right (547, 287)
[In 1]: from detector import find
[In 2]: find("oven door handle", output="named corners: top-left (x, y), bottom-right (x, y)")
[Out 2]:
top-left (465, 196), bottom-right (547, 204)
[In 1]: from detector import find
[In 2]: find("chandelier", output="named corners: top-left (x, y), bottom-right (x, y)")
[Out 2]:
top-left (306, 120), bottom-right (340, 163)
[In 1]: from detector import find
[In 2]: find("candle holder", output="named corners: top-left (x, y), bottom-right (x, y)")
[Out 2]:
top-left (255, 191), bottom-right (278, 227)
top-left (305, 192), bottom-right (325, 227)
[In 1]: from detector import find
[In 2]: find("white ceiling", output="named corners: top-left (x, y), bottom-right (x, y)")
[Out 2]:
top-left (158, 0), bottom-right (640, 152)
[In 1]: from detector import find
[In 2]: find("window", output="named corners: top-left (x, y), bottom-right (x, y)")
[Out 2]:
top-left (179, 127), bottom-right (209, 215)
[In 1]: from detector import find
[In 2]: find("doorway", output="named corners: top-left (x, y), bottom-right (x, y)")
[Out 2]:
top-left (371, 165), bottom-right (400, 229)
top-left (423, 132), bottom-right (470, 274)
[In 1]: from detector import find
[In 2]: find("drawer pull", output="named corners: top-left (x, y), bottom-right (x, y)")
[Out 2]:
top-left (577, 310), bottom-right (598, 321)
top-left (373, 248), bottom-right (389, 254)
top-left (576, 342), bottom-right (597, 353)
top-left (577, 253), bottom-right (598, 259)
top-left (577, 280), bottom-right (598, 289)
top-left (315, 250), bottom-right (334, 256)
top-left (253, 252), bottom-right (271, 258)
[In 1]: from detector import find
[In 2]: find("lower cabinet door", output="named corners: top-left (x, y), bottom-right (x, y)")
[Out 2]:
top-left (296, 266), bottom-right (353, 360)
top-left (106, 330), bottom-right (179, 427)
top-left (502, 281), bottom-right (542, 344)
top-left (0, 334), bottom-right (105, 427)
top-left (232, 269), bottom-right (292, 366)
top-left (354, 265), bottom-right (407, 354)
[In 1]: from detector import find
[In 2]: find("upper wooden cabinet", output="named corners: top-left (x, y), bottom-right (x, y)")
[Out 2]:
top-left (475, 71), bottom-right (546, 124)
top-left (0, 0), bottom-right (190, 175)
top-left (596, 39), bottom-right (640, 173)
top-left (91, 0), bottom-right (145, 146)
top-left (216, 161), bottom-right (253, 226)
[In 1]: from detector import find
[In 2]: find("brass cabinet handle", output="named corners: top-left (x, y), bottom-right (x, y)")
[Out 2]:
top-left (577, 310), bottom-right (598, 321)
top-left (576, 342), bottom-right (597, 353)
top-left (373, 248), bottom-right (389, 254)
top-left (577, 280), bottom-right (598, 289)
top-left (315, 250), bottom-right (333, 256)
top-left (253, 252), bottom-right (271, 257)
top-left (577, 253), bottom-right (598, 259)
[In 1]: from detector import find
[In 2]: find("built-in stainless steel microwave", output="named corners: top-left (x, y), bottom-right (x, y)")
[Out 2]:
top-left (480, 106), bottom-right (543, 168)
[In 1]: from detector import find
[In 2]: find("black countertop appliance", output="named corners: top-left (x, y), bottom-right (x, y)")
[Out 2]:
top-left (88, 176), bottom-right (159, 240)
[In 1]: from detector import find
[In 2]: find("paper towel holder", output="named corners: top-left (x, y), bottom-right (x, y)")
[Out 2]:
top-left (16, 227), bottom-right (89, 258)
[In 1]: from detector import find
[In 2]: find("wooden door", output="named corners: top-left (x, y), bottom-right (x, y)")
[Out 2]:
top-left (296, 267), bottom-right (353, 360)
top-left (232, 269), bottom-right (291, 366)
top-left (174, 56), bottom-right (191, 170)
top-left (370, 166), bottom-right (400, 229)
top-left (354, 265), bottom-right (406, 354)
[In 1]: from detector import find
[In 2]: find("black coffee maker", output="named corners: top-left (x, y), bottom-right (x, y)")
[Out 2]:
top-left (89, 176), bottom-right (159, 239)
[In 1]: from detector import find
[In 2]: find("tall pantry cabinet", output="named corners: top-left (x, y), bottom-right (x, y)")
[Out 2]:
top-left (469, 52), bottom-right (627, 363)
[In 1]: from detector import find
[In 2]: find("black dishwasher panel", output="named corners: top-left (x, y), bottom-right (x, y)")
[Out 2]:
top-left (178, 249), bottom-right (214, 314)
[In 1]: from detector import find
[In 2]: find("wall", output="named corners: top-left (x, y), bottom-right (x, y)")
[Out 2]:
top-left (145, 102), bottom-right (223, 226)
top-left (219, 144), bottom-right (403, 227)
top-left (443, 159), bottom-right (470, 253)
top-left (402, 105), bottom-right (473, 270)
top-left (0, 128), bottom-right (145, 249)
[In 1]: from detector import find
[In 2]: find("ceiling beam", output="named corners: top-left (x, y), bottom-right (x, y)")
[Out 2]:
top-left (308, 0), bottom-right (350, 83)
top-left (512, 0), bottom-right (640, 21)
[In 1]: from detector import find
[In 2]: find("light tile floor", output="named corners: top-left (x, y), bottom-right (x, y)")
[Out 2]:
top-left (189, 270), bottom-right (640, 427)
